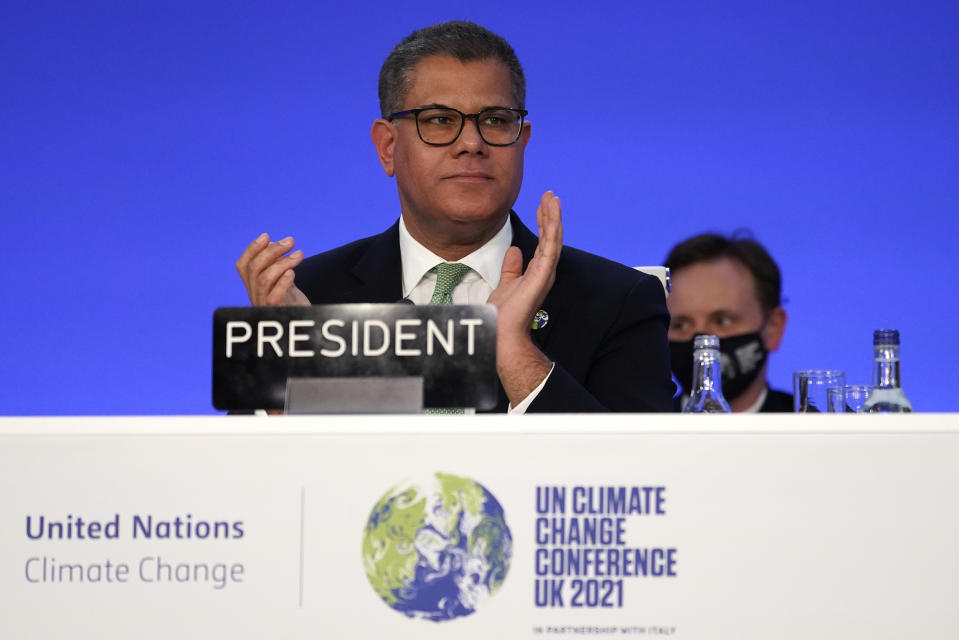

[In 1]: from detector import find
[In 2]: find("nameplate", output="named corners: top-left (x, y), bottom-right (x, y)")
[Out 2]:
top-left (212, 304), bottom-right (498, 411)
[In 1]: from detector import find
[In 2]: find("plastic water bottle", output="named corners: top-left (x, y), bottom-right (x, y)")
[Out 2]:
top-left (863, 329), bottom-right (913, 413)
top-left (682, 335), bottom-right (732, 413)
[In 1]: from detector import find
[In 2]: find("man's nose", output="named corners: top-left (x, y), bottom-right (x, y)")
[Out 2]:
top-left (454, 116), bottom-right (487, 153)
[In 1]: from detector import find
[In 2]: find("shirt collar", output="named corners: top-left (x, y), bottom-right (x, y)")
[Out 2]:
top-left (398, 214), bottom-right (513, 298)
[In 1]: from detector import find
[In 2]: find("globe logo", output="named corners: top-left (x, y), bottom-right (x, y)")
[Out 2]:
top-left (362, 472), bottom-right (512, 621)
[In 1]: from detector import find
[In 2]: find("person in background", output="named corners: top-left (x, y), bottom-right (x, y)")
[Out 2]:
top-left (664, 232), bottom-right (791, 412)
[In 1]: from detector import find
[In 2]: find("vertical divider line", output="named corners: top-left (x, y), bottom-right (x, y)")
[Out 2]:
top-left (299, 486), bottom-right (305, 608)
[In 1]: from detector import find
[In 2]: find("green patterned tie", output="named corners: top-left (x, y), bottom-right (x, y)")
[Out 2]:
top-left (426, 262), bottom-right (471, 414)
top-left (429, 262), bottom-right (472, 304)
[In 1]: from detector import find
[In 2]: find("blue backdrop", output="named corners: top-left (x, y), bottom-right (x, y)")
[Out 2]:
top-left (2, 1), bottom-right (956, 414)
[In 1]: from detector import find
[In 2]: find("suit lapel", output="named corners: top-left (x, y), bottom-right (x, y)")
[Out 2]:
top-left (344, 221), bottom-right (404, 303)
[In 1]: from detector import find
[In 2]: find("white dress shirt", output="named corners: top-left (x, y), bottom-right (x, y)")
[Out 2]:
top-left (397, 215), bottom-right (551, 414)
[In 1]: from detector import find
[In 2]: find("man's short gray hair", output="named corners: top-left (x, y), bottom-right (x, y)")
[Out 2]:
top-left (378, 21), bottom-right (526, 117)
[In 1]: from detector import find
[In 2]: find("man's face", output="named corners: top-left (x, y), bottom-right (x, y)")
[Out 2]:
top-left (667, 257), bottom-right (766, 342)
top-left (376, 55), bottom-right (530, 246)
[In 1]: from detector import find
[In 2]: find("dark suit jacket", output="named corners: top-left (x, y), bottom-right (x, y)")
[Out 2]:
top-left (295, 212), bottom-right (674, 413)
top-left (760, 388), bottom-right (794, 413)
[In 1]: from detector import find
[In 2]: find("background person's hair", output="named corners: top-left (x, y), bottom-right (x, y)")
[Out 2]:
top-left (378, 21), bottom-right (526, 117)
top-left (664, 231), bottom-right (783, 314)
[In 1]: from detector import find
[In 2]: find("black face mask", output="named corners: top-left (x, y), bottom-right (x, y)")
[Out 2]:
top-left (669, 332), bottom-right (768, 401)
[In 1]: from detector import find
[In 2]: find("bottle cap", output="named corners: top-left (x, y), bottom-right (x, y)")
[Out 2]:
top-left (693, 334), bottom-right (720, 350)
top-left (873, 329), bottom-right (900, 345)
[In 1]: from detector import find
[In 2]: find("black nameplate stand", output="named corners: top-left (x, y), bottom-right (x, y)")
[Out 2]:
top-left (213, 304), bottom-right (498, 413)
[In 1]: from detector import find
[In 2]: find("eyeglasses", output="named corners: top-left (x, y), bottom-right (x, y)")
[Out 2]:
top-left (387, 106), bottom-right (528, 146)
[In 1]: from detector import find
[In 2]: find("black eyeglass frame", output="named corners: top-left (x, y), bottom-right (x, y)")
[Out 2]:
top-left (386, 106), bottom-right (529, 147)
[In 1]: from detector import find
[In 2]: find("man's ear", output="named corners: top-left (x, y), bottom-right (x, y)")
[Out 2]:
top-left (371, 119), bottom-right (397, 177)
top-left (518, 119), bottom-right (531, 150)
top-left (762, 306), bottom-right (787, 352)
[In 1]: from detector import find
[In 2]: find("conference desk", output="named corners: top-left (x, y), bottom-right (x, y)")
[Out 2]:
top-left (2, 414), bottom-right (957, 639)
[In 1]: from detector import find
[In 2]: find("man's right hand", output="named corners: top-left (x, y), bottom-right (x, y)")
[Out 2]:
top-left (235, 233), bottom-right (311, 306)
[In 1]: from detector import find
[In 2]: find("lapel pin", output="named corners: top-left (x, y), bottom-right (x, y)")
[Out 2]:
top-left (531, 309), bottom-right (549, 330)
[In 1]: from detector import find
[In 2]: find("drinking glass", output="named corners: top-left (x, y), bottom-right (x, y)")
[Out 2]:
top-left (793, 370), bottom-right (846, 413)
top-left (827, 385), bottom-right (874, 413)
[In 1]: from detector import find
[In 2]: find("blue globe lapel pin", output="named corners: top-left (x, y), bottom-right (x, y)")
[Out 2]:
top-left (531, 309), bottom-right (549, 330)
